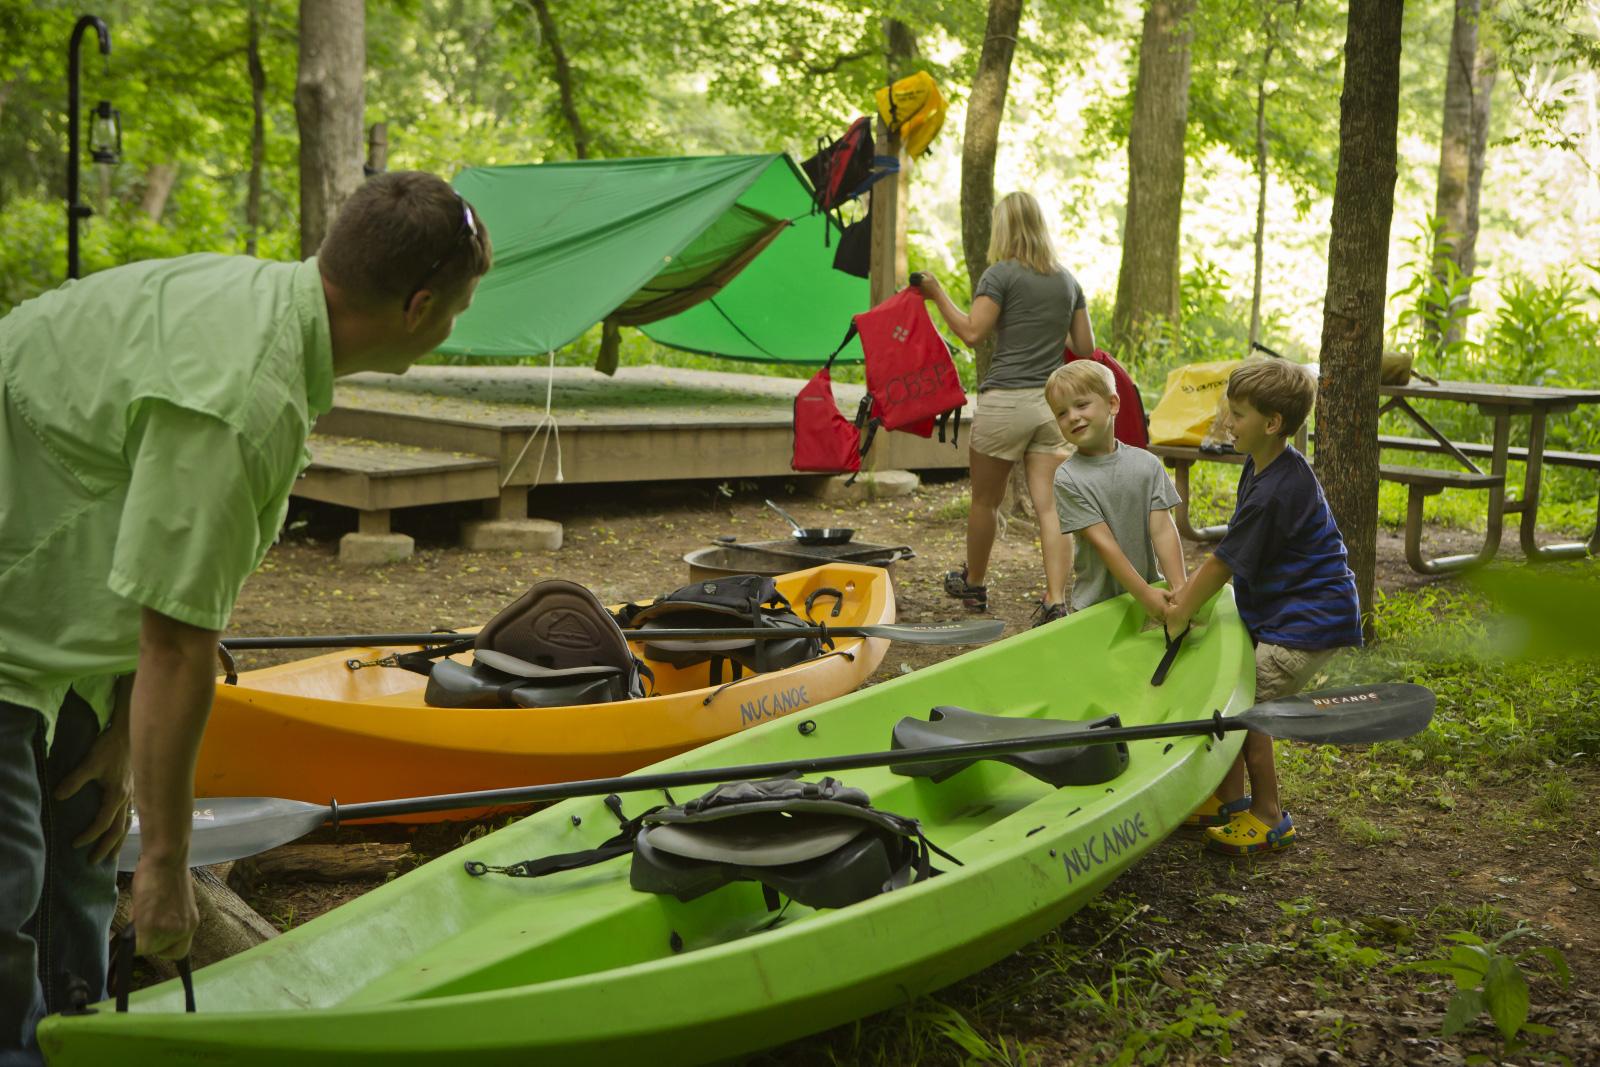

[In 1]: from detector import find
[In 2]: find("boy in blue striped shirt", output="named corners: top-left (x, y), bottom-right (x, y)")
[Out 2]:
top-left (1163, 358), bottom-right (1362, 854)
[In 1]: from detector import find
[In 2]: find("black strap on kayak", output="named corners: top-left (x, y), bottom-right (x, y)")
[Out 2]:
top-left (1150, 624), bottom-right (1191, 687)
top-left (463, 795), bottom-right (666, 880)
top-left (109, 924), bottom-right (195, 1014)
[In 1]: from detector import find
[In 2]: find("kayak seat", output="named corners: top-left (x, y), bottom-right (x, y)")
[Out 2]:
top-left (890, 706), bottom-right (1128, 788)
top-left (468, 777), bottom-right (954, 911)
top-left (629, 778), bottom-right (950, 909)
top-left (424, 580), bottom-right (646, 709)
top-left (632, 813), bottom-right (901, 910)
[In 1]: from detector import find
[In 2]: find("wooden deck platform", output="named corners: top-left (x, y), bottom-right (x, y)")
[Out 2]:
top-left (301, 365), bottom-right (971, 536)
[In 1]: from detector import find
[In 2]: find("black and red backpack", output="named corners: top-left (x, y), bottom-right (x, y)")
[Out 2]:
top-left (800, 117), bottom-right (899, 246)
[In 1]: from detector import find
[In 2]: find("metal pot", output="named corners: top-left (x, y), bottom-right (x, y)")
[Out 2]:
top-left (765, 499), bottom-right (855, 546)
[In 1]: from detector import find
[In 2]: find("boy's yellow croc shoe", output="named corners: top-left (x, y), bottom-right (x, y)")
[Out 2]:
top-left (1205, 810), bottom-right (1295, 855)
top-left (1182, 793), bottom-right (1251, 829)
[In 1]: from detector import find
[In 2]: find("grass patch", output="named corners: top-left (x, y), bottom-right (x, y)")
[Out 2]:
top-left (1536, 775), bottom-right (1577, 818)
top-left (935, 494), bottom-right (971, 522)
top-left (1334, 812), bottom-right (1401, 847)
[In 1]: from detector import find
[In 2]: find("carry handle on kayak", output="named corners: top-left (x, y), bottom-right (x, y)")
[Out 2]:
top-left (101, 924), bottom-right (195, 1015)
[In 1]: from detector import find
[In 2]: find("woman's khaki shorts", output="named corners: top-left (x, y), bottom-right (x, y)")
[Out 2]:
top-left (1254, 642), bottom-right (1335, 702)
top-left (969, 388), bottom-right (1068, 462)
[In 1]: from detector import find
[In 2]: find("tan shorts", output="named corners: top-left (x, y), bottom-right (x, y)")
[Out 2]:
top-left (1255, 642), bottom-right (1335, 702)
top-left (969, 388), bottom-right (1068, 462)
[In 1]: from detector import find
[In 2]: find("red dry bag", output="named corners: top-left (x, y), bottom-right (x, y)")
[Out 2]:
top-left (791, 366), bottom-right (862, 474)
top-left (852, 288), bottom-right (967, 450)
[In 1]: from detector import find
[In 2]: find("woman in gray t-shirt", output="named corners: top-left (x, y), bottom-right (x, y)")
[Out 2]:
top-left (915, 191), bottom-right (1096, 625)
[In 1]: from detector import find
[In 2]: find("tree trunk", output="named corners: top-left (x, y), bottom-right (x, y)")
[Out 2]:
top-left (1111, 0), bottom-right (1195, 353)
top-left (1431, 0), bottom-right (1496, 347)
top-left (961, 0), bottom-right (1024, 387)
top-left (530, 0), bottom-right (588, 160)
top-left (139, 163), bottom-right (179, 223)
top-left (1248, 38), bottom-right (1276, 348)
top-left (887, 19), bottom-right (917, 299)
top-left (295, 0), bottom-right (365, 258)
top-left (1316, 0), bottom-right (1404, 639)
top-left (246, 0), bottom-right (267, 256)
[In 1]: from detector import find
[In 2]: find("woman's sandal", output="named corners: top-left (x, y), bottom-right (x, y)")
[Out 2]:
top-left (1205, 810), bottom-right (1296, 855)
top-left (1182, 793), bottom-right (1251, 830)
top-left (942, 565), bottom-right (988, 612)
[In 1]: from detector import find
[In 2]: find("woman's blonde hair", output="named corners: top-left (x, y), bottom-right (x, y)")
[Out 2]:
top-left (987, 191), bottom-right (1061, 275)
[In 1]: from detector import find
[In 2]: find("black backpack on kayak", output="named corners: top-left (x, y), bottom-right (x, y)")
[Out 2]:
top-left (615, 574), bottom-right (830, 685)
top-left (465, 776), bottom-right (958, 910)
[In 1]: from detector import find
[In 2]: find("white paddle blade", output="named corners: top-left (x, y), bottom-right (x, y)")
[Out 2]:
top-left (118, 797), bottom-right (330, 872)
top-left (873, 619), bottom-right (1006, 645)
top-left (1244, 683), bottom-right (1436, 745)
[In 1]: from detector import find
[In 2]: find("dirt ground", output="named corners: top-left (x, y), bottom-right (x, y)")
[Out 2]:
top-left (209, 474), bottom-right (1599, 1063)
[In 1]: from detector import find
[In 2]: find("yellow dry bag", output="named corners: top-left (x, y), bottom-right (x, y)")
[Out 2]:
top-left (875, 72), bottom-right (947, 159)
top-left (1146, 360), bottom-right (1242, 447)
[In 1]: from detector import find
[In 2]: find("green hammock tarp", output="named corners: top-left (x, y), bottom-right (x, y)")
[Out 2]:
top-left (438, 154), bottom-right (867, 363)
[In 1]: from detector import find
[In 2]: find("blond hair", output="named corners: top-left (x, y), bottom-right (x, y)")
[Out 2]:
top-left (1045, 361), bottom-right (1117, 414)
top-left (1226, 357), bottom-right (1316, 436)
top-left (987, 192), bottom-right (1061, 275)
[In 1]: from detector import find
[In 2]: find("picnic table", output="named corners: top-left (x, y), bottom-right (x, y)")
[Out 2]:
top-left (1379, 380), bottom-right (1600, 572)
top-left (1149, 379), bottom-right (1600, 575)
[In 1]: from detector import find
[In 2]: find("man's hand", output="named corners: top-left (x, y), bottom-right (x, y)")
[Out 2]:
top-left (55, 708), bottom-right (133, 864)
top-left (131, 855), bottom-right (198, 959)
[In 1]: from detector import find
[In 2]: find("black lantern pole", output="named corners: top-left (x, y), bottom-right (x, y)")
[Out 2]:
top-left (67, 14), bottom-right (112, 280)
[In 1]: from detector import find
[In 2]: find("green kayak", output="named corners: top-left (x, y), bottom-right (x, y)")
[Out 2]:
top-left (41, 590), bottom-right (1253, 1066)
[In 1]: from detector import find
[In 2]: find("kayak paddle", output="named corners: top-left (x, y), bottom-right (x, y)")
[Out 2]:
top-left (118, 682), bottom-right (1433, 872)
top-left (220, 617), bottom-right (1007, 652)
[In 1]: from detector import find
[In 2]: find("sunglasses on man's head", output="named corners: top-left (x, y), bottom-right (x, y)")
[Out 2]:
top-left (403, 199), bottom-right (478, 311)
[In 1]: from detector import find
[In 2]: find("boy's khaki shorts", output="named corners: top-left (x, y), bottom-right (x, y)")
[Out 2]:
top-left (970, 388), bottom-right (1069, 462)
top-left (1255, 642), bottom-right (1334, 702)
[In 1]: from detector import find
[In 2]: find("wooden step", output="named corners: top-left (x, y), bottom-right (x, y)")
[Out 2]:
top-left (296, 435), bottom-right (500, 512)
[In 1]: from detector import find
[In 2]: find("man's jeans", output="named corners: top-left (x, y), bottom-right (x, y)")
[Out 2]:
top-left (0, 695), bottom-right (118, 1066)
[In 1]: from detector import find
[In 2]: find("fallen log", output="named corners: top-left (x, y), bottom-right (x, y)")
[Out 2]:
top-left (228, 841), bottom-right (412, 890)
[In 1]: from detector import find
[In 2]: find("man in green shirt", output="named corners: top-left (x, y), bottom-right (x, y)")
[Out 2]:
top-left (0, 170), bottom-right (491, 1059)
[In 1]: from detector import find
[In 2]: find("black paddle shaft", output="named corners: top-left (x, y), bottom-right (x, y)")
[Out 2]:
top-left (331, 684), bottom-right (1434, 823)
top-left (221, 619), bottom-right (1002, 652)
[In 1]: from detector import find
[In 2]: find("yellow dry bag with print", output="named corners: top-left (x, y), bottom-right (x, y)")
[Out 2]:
top-left (1146, 360), bottom-right (1242, 446)
top-left (875, 72), bottom-right (947, 158)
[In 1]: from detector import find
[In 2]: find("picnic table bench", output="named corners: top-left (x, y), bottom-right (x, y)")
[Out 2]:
top-left (1149, 380), bottom-right (1600, 575)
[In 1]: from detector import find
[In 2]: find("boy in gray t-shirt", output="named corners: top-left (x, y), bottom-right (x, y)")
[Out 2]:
top-left (1045, 361), bottom-right (1187, 617)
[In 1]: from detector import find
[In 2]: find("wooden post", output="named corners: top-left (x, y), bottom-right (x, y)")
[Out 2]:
top-left (365, 121), bottom-right (388, 175)
top-left (868, 118), bottom-right (907, 307)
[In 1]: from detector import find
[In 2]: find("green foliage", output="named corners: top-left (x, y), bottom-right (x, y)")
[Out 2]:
top-left (1112, 257), bottom-right (1260, 397)
top-left (1389, 216), bottom-right (1480, 372)
top-left (1186, 0), bottom-right (1345, 212)
top-left (1394, 927), bottom-right (1571, 1061)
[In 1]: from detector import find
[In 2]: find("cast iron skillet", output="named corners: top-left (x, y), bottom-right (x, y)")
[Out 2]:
top-left (764, 499), bottom-right (855, 546)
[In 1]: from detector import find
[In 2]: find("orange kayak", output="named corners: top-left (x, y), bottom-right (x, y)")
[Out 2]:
top-left (195, 564), bottom-right (893, 818)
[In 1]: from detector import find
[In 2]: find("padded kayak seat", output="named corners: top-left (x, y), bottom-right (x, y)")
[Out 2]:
top-left (468, 778), bottom-right (951, 911)
top-left (890, 706), bottom-right (1128, 788)
top-left (424, 580), bottom-right (646, 709)
top-left (630, 778), bottom-right (947, 910)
